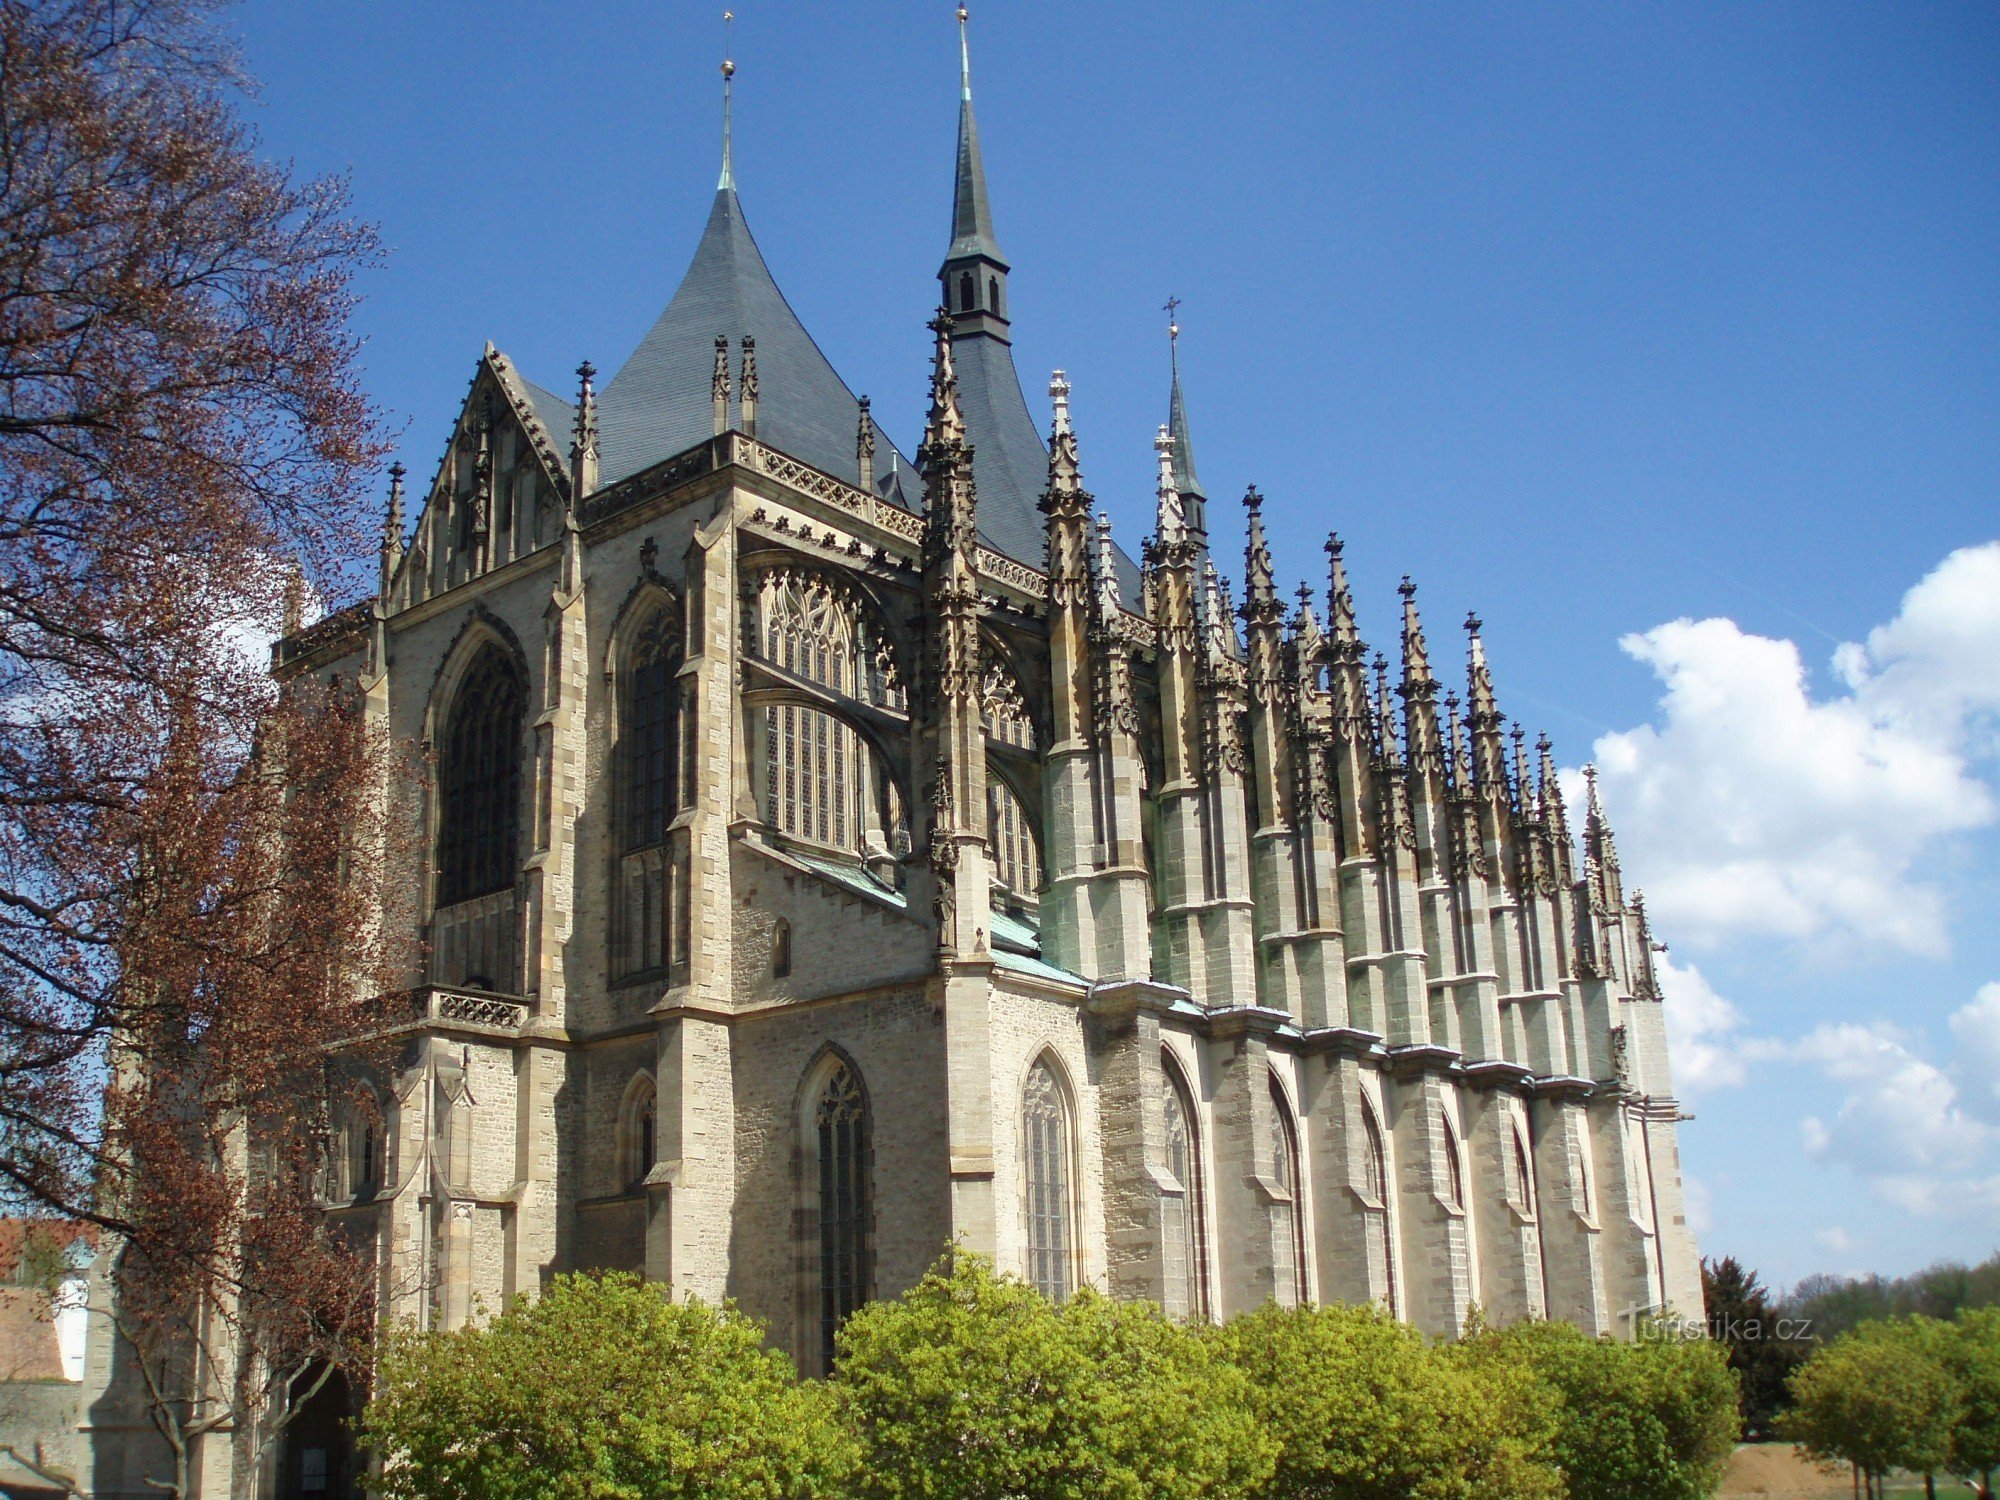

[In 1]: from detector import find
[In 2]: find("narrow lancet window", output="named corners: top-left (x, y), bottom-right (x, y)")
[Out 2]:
top-left (815, 1059), bottom-right (872, 1372)
top-left (1161, 1056), bottom-right (1208, 1321)
top-left (1270, 1078), bottom-right (1307, 1307)
top-left (1022, 1058), bottom-right (1073, 1301)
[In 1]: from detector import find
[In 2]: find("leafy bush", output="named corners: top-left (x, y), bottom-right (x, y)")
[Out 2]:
top-left (1213, 1301), bottom-right (1561, 1500)
top-left (363, 1272), bottom-right (850, 1500)
top-left (1460, 1317), bottom-right (1739, 1500)
top-left (830, 1252), bottom-right (1275, 1499)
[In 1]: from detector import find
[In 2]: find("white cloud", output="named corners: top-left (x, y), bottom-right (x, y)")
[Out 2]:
top-left (1657, 953), bottom-right (1780, 1094)
top-left (1814, 1226), bottom-right (1852, 1254)
top-left (1790, 1016), bottom-right (1992, 1213)
top-left (1948, 982), bottom-right (2000, 1123)
top-left (1588, 542), bottom-right (2000, 958)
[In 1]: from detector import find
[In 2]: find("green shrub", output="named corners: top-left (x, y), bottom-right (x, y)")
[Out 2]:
top-left (830, 1252), bottom-right (1275, 1499)
top-left (363, 1272), bottom-right (850, 1500)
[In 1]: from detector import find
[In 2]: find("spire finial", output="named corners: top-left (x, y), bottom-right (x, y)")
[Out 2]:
top-left (923, 306), bottom-right (965, 450)
top-left (718, 11), bottom-right (737, 192)
top-left (1242, 485), bottom-right (1281, 624)
top-left (958, 5), bottom-right (972, 101)
top-left (1165, 294), bottom-right (1182, 372)
top-left (571, 359), bottom-right (599, 498)
top-left (857, 395), bottom-right (875, 491)
top-left (382, 462), bottom-right (406, 555)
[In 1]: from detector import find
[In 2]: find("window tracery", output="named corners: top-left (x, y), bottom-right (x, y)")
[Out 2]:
top-left (1022, 1058), bottom-right (1073, 1301)
top-left (615, 601), bottom-right (684, 979)
top-left (753, 572), bottom-right (902, 856)
top-left (813, 1059), bottom-right (872, 1374)
top-left (438, 646), bottom-right (524, 908)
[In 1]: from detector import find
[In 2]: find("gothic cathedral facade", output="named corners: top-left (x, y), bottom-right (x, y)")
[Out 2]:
top-left (274, 18), bottom-right (1698, 1430)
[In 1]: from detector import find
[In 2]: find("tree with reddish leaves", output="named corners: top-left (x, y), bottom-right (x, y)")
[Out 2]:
top-left (0, 1), bottom-right (399, 1492)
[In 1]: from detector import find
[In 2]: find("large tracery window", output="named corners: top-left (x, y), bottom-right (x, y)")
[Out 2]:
top-left (616, 602), bottom-right (684, 979)
top-left (622, 609), bottom-right (681, 853)
top-left (988, 778), bottom-right (1039, 898)
top-left (1160, 1055), bottom-right (1209, 1322)
top-left (1270, 1077), bottom-right (1307, 1308)
top-left (438, 646), bottom-right (525, 907)
top-left (756, 574), bottom-right (900, 855)
top-left (1022, 1057), bottom-right (1073, 1301)
top-left (982, 652), bottom-right (1040, 898)
top-left (814, 1058), bottom-right (873, 1373)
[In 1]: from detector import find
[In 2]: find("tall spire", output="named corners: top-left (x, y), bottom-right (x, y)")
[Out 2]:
top-left (947, 5), bottom-right (1003, 267)
top-left (718, 12), bottom-right (736, 192)
top-left (1164, 299), bottom-right (1208, 535)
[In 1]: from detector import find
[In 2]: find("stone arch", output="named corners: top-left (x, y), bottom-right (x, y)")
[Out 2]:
top-left (744, 561), bottom-right (911, 703)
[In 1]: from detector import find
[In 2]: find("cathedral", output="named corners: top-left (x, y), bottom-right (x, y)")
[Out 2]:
top-left (83, 13), bottom-right (1703, 1495)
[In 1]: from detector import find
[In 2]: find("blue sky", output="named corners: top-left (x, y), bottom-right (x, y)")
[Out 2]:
top-left (230, 2), bottom-right (2000, 1287)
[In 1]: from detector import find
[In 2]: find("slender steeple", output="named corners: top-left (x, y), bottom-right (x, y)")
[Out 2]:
top-left (1164, 299), bottom-right (1209, 547)
top-left (943, 7), bottom-right (1006, 302)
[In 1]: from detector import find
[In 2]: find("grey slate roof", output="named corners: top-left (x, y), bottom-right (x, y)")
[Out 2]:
top-left (597, 187), bottom-right (913, 495)
top-left (520, 379), bottom-right (576, 454)
top-left (949, 89), bottom-right (1004, 265)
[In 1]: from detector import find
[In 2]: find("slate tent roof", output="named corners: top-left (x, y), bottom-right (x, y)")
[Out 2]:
top-left (596, 186), bottom-right (912, 502)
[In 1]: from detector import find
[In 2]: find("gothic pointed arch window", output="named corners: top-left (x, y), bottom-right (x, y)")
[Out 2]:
top-left (1440, 1111), bottom-right (1465, 1212)
top-left (437, 645), bottom-right (525, 908)
top-left (1360, 1097), bottom-right (1397, 1312)
top-left (620, 1073), bottom-right (657, 1193)
top-left (959, 271), bottom-right (975, 312)
top-left (988, 275), bottom-right (1000, 315)
top-left (1627, 1114), bottom-right (1655, 1230)
top-left (756, 573), bottom-right (902, 857)
top-left (1022, 1056), bottom-right (1074, 1301)
top-left (1571, 1126), bottom-right (1595, 1221)
top-left (1513, 1123), bottom-right (1537, 1219)
top-left (1269, 1076), bottom-right (1307, 1308)
top-left (1160, 1053), bottom-right (1209, 1321)
top-left (982, 651), bottom-right (1040, 898)
top-left (615, 598), bottom-right (684, 979)
top-left (810, 1057), bottom-right (873, 1373)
